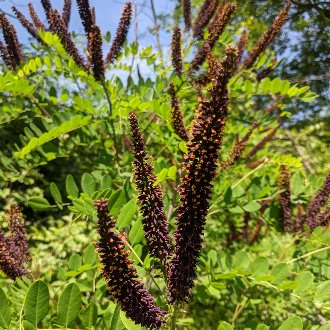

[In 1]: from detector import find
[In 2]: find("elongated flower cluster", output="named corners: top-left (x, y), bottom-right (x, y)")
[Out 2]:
top-left (62, 0), bottom-right (72, 28)
top-left (278, 165), bottom-right (292, 232)
top-left (168, 46), bottom-right (238, 303)
top-left (248, 221), bottom-right (264, 245)
top-left (189, 3), bottom-right (236, 73)
top-left (0, 205), bottom-right (29, 279)
top-left (307, 173), bottom-right (330, 229)
top-left (41, 0), bottom-right (53, 28)
top-left (49, 9), bottom-right (88, 71)
top-left (105, 2), bottom-right (132, 65)
top-left (193, 0), bottom-right (218, 39)
top-left (245, 127), bottom-right (278, 161)
top-left (243, 3), bottom-right (290, 69)
top-left (12, 6), bottom-right (44, 44)
top-left (87, 24), bottom-right (104, 80)
top-left (169, 83), bottom-right (189, 142)
top-left (233, 30), bottom-right (248, 72)
top-left (76, 0), bottom-right (93, 35)
top-left (8, 205), bottom-right (30, 264)
top-left (129, 113), bottom-right (171, 265)
top-left (28, 3), bottom-right (48, 31)
top-left (171, 27), bottom-right (183, 75)
top-left (221, 121), bottom-right (259, 170)
top-left (0, 13), bottom-right (23, 70)
top-left (94, 199), bottom-right (166, 328)
top-left (182, 0), bottom-right (192, 31)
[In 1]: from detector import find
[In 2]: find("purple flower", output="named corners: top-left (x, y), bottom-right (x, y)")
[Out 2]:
top-left (243, 3), bottom-right (290, 69)
top-left (168, 46), bottom-right (238, 303)
top-left (129, 113), bottom-right (171, 265)
top-left (307, 173), bottom-right (330, 229)
top-left (169, 83), bottom-right (189, 142)
top-left (171, 27), bottom-right (183, 75)
top-left (105, 2), bottom-right (132, 65)
top-left (278, 165), bottom-right (292, 232)
top-left (94, 198), bottom-right (167, 328)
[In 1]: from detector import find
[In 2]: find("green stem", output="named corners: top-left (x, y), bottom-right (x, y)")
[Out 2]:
top-left (171, 303), bottom-right (178, 330)
top-left (287, 246), bottom-right (330, 264)
top-left (121, 236), bottom-right (165, 299)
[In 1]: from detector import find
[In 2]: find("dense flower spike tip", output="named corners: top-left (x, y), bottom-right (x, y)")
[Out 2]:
top-left (193, 0), bottom-right (218, 39)
top-left (182, 0), bottom-right (192, 31)
top-left (94, 198), bottom-right (167, 328)
top-left (87, 24), bottom-right (104, 80)
top-left (233, 30), bottom-right (248, 72)
top-left (171, 27), bottom-right (183, 75)
top-left (221, 121), bottom-right (259, 170)
top-left (0, 41), bottom-right (11, 68)
top-left (76, 0), bottom-right (93, 35)
top-left (12, 6), bottom-right (43, 44)
top-left (8, 205), bottom-right (30, 264)
top-left (243, 3), bottom-right (291, 69)
top-left (129, 113), bottom-right (171, 264)
top-left (28, 3), bottom-right (47, 31)
top-left (0, 229), bottom-right (29, 279)
top-left (168, 46), bottom-right (238, 303)
top-left (0, 13), bottom-right (23, 70)
top-left (169, 83), bottom-right (189, 142)
top-left (105, 2), bottom-right (132, 65)
top-left (40, 0), bottom-right (53, 30)
top-left (189, 3), bottom-right (236, 73)
top-left (62, 0), bottom-right (72, 29)
top-left (49, 9), bottom-right (88, 71)
top-left (278, 165), bottom-right (292, 232)
top-left (307, 172), bottom-right (330, 229)
top-left (245, 127), bottom-right (278, 161)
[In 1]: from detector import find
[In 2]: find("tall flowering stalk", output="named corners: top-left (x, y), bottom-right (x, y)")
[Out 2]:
top-left (168, 46), bottom-right (238, 303)
top-left (40, 0), bottom-right (53, 30)
top-left (87, 24), bottom-right (104, 80)
top-left (105, 2), bottom-right (132, 65)
top-left (243, 3), bottom-right (290, 69)
top-left (94, 199), bottom-right (167, 328)
top-left (193, 0), bottom-right (218, 39)
top-left (0, 13), bottom-right (23, 70)
top-left (221, 121), bottom-right (259, 170)
top-left (233, 30), bottom-right (248, 72)
top-left (278, 165), bottom-right (292, 232)
top-left (62, 0), bottom-right (72, 29)
top-left (0, 231), bottom-right (29, 279)
top-left (189, 3), bottom-right (236, 73)
top-left (307, 173), bottom-right (330, 229)
top-left (129, 113), bottom-right (171, 266)
top-left (28, 3), bottom-right (48, 31)
top-left (182, 0), bottom-right (192, 31)
top-left (171, 27), bottom-right (183, 75)
top-left (245, 127), bottom-right (278, 161)
top-left (0, 205), bottom-right (29, 279)
top-left (49, 9), bottom-right (88, 71)
top-left (76, 0), bottom-right (93, 35)
top-left (169, 83), bottom-right (189, 142)
top-left (8, 205), bottom-right (30, 264)
top-left (12, 6), bottom-right (44, 44)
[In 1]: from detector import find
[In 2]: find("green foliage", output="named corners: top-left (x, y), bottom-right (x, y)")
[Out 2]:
top-left (0, 1), bottom-right (329, 329)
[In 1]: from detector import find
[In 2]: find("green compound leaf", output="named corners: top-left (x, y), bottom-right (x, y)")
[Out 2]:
top-left (278, 316), bottom-right (303, 330)
top-left (15, 115), bottom-right (92, 158)
top-left (0, 288), bottom-right (11, 329)
top-left (27, 197), bottom-right (51, 211)
top-left (57, 283), bottom-right (81, 327)
top-left (23, 280), bottom-right (49, 328)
